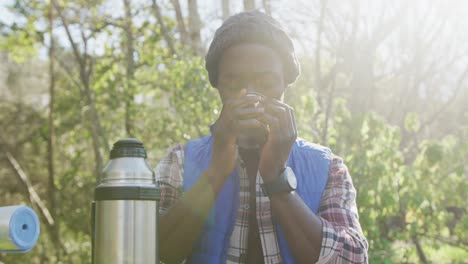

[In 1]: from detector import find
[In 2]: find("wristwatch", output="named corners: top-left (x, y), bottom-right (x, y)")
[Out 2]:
top-left (261, 167), bottom-right (297, 196)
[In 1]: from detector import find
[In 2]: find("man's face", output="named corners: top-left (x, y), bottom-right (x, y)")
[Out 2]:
top-left (217, 43), bottom-right (286, 101)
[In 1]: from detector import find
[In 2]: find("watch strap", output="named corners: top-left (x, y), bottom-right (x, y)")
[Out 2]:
top-left (261, 167), bottom-right (295, 196)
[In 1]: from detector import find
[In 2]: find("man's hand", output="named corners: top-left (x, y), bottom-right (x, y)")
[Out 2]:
top-left (258, 99), bottom-right (297, 183)
top-left (209, 92), bottom-right (264, 182)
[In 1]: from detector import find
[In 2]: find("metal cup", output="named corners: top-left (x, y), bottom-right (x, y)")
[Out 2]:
top-left (237, 92), bottom-right (269, 149)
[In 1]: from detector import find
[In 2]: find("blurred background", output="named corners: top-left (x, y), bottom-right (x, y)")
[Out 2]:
top-left (0, 0), bottom-right (467, 263)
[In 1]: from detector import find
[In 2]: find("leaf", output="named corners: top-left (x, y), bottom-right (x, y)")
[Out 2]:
top-left (424, 143), bottom-right (444, 166)
top-left (404, 112), bottom-right (420, 133)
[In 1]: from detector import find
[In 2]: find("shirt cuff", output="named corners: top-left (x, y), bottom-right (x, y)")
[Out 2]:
top-left (315, 217), bottom-right (369, 264)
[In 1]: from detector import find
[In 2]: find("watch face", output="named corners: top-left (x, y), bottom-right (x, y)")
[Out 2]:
top-left (285, 167), bottom-right (297, 190)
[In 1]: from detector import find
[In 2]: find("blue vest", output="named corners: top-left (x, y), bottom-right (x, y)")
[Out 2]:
top-left (183, 135), bottom-right (332, 263)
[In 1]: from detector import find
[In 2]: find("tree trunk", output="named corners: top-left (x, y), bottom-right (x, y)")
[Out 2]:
top-left (123, 0), bottom-right (135, 137)
top-left (314, 0), bottom-right (326, 139)
top-left (187, 0), bottom-right (203, 56)
top-left (315, 0), bottom-right (326, 102)
top-left (52, 0), bottom-right (107, 177)
top-left (152, 0), bottom-right (176, 56)
top-left (84, 84), bottom-right (105, 176)
top-left (222, 0), bottom-right (230, 20)
top-left (321, 72), bottom-right (336, 146)
top-left (412, 234), bottom-right (428, 264)
top-left (243, 0), bottom-right (255, 11)
top-left (170, 0), bottom-right (189, 46)
top-left (47, 2), bottom-right (61, 260)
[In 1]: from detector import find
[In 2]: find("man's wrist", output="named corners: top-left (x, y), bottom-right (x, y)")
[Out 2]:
top-left (204, 166), bottom-right (229, 194)
top-left (261, 167), bottom-right (297, 196)
top-left (268, 191), bottom-right (292, 200)
top-left (260, 166), bottom-right (284, 184)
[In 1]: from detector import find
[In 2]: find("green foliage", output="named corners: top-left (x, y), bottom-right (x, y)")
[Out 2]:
top-left (286, 68), bottom-right (467, 262)
top-left (404, 112), bottom-right (420, 133)
top-left (0, 27), bottom-right (38, 63)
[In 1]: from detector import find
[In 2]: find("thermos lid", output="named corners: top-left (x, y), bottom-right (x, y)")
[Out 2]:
top-left (110, 138), bottom-right (147, 159)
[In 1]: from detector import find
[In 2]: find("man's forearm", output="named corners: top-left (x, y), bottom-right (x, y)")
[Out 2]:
top-left (269, 192), bottom-right (323, 263)
top-left (159, 167), bottom-right (226, 264)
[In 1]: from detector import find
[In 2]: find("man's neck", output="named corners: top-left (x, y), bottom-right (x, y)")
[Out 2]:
top-left (239, 148), bottom-right (260, 172)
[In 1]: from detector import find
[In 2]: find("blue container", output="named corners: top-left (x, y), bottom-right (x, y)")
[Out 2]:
top-left (0, 205), bottom-right (40, 253)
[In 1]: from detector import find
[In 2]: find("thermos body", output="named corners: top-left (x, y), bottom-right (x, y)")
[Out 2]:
top-left (92, 139), bottom-right (160, 264)
top-left (94, 200), bottom-right (157, 263)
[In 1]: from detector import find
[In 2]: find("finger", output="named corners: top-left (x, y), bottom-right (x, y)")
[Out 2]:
top-left (220, 96), bottom-right (262, 125)
top-left (266, 99), bottom-right (295, 140)
top-left (265, 104), bottom-right (289, 140)
top-left (265, 103), bottom-right (287, 119)
top-left (257, 112), bottom-right (281, 141)
top-left (266, 98), bottom-right (290, 108)
top-left (234, 106), bottom-right (265, 120)
top-left (233, 119), bottom-right (263, 133)
top-left (224, 95), bottom-right (262, 110)
top-left (266, 99), bottom-right (294, 115)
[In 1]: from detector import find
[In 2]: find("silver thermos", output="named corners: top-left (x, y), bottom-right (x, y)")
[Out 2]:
top-left (92, 138), bottom-right (160, 264)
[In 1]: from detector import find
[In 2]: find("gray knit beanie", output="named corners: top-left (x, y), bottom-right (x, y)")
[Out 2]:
top-left (205, 10), bottom-right (300, 88)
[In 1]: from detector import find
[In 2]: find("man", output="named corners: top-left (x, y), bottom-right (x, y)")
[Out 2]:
top-left (156, 10), bottom-right (368, 264)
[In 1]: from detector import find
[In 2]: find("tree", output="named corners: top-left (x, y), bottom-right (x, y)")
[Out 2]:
top-left (188, 0), bottom-right (203, 55)
top-left (1, 1), bottom-right (467, 263)
top-left (52, 0), bottom-right (108, 177)
top-left (47, 1), bottom-right (61, 260)
top-left (171, 0), bottom-right (189, 46)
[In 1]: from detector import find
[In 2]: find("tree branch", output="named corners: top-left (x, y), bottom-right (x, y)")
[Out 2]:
top-left (420, 64), bottom-right (468, 129)
top-left (170, 0), bottom-right (189, 46)
top-left (51, 0), bottom-right (84, 70)
top-left (0, 142), bottom-right (55, 227)
top-left (53, 56), bottom-right (85, 97)
top-left (151, 0), bottom-right (176, 55)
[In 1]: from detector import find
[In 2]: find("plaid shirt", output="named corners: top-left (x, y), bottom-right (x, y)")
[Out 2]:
top-left (155, 143), bottom-right (368, 264)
